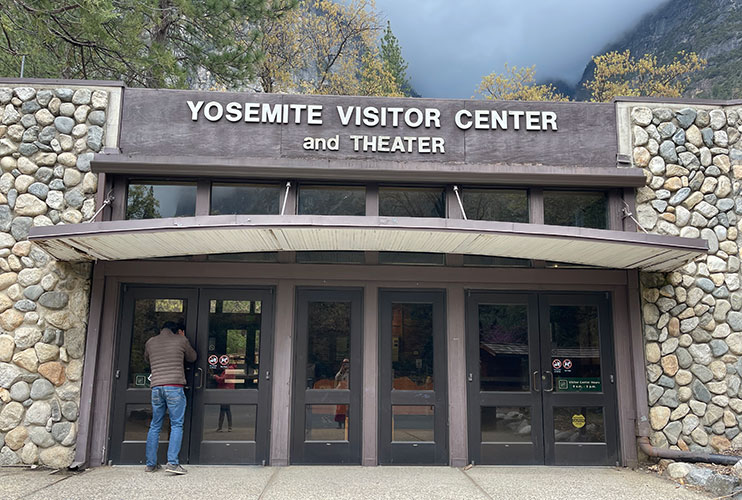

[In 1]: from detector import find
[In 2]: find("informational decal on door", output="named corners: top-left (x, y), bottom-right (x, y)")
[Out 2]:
top-left (572, 414), bottom-right (586, 428)
top-left (208, 354), bottom-right (218, 367)
top-left (557, 378), bottom-right (602, 392)
top-left (219, 355), bottom-right (230, 367)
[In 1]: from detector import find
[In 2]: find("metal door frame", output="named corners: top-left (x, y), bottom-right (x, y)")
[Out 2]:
top-left (466, 291), bottom-right (619, 466)
top-left (109, 286), bottom-right (199, 464)
top-left (290, 287), bottom-right (363, 464)
top-left (109, 285), bottom-right (274, 465)
top-left (191, 287), bottom-right (274, 465)
top-left (378, 289), bottom-right (448, 465)
top-left (466, 291), bottom-right (544, 465)
top-left (540, 292), bottom-right (619, 466)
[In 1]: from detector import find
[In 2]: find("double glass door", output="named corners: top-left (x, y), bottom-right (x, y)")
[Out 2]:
top-left (110, 286), bottom-right (273, 465)
top-left (467, 292), bottom-right (618, 465)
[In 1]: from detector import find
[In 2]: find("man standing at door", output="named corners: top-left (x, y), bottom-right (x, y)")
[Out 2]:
top-left (144, 321), bottom-right (197, 475)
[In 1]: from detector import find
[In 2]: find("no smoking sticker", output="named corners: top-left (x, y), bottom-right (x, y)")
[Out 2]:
top-left (208, 354), bottom-right (218, 366)
top-left (552, 359), bottom-right (562, 370)
top-left (219, 355), bottom-right (230, 366)
top-left (563, 359), bottom-right (573, 370)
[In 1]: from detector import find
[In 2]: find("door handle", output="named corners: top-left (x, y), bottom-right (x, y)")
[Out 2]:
top-left (195, 367), bottom-right (204, 390)
top-left (532, 371), bottom-right (540, 391)
top-left (543, 371), bottom-right (554, 392)
top-left (467, 373), bottom-right (473, 383)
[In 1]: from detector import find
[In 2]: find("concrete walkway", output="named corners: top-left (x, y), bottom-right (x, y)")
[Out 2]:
top-left (1, 465), bottom-right (710, 500)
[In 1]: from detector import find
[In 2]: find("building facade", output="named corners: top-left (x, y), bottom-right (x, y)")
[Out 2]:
top-left (0, 78), bottom-right (736, 469)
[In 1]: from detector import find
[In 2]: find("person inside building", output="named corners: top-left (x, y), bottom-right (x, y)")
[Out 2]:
top-left (144, 321), bottom-right (197, 474)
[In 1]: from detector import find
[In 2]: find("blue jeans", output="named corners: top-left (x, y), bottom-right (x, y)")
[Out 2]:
top-left (145, 386), bottom-right (186, 466)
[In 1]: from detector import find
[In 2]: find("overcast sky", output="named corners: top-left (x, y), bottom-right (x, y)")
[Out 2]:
top-left (375, 0), bottom-right (668, 98)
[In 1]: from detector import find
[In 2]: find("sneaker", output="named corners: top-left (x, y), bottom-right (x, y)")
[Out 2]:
top-left (165, 463), bottom-right (187, 475)
top-left (144, 464), bottom-right (161, 472)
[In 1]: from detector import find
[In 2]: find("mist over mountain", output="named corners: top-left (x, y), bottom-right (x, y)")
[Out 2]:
top-left (563, 0), bottom-right (742, 100)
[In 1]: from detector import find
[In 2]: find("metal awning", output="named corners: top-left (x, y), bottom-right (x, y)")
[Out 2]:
top-left (28, 215), bottom-right (707, 271)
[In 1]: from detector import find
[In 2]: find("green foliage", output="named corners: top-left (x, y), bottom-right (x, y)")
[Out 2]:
top-left (379, 21), bottom-right (417, 97)
top-left (126, 185), bottom-right (160, 219)
top-left (0, 0), bottom-right (293, 88)
top-left (254, 0), bottom-right (404, 96)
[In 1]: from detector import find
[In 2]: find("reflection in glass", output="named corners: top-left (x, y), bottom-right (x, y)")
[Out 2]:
top-left (479, 305), bottom-right (530, 391)
top-left (128, 298), bottom-right (187, 388)
top-left (305, 405), bottom-right (349, 441)
top-left (543, 191), bottom-right (607, 229)
top-left (550, 306), bottom-right (601, 393)
top-left (463, 255), bottom-right (531, 267)
top-left (207, 252), bottom-right (279, 262)
top-left (211, 183), bottom-right (280, 215)
top-left (481, 407), bottom-right (532, 442)
top-left (126, 181), bottom-right (197, 219)
top-left (392, 406), bottom-right (434, 442)
top-left (124, 404), bottom-right (170, 441)
top-left (379, 187), bottom-right (445, 218)
top-left (554, 407), bottom-right (605, 442)
top-left (463, 189), bottom-right (528, 222)
top-left (201, 404), bottom-right (257, 441)
top-left (306, 301), bottom-right (351, 390)
top-left (296, 251), bottom-right (365, 264)
top-left (206, 300), bottom-right (261, 390)
top-left (391, 303), bottom-right (434, 390)
top-left (298, 185), bottom-right (365, 215)
top-left (378, 252), bottom-right (445, 266)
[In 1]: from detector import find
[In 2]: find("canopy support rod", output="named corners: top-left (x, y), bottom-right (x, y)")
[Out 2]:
top-left (453, 185), bottom-right (467, 220)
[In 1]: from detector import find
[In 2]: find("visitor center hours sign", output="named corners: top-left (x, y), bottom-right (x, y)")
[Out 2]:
top-left (119, 89), bottom-right (617, 167)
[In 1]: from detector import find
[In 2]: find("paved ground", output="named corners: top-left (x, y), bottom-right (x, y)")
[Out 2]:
top-left (1, 465), bottom-right (710, 500)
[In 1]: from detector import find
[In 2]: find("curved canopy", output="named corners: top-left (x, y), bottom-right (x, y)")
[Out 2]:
top-left (28, 215), bottom-right (707, 271)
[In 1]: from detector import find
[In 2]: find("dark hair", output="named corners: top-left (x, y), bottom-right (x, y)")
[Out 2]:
top-left (176, 321), bottom-right (186, 333)
top-left (161, 321), bottom-right (179, 332)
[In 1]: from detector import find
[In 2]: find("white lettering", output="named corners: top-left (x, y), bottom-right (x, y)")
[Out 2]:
top-left (525, 111), bottom-right (540, 130)
top-left (337, 106), bottom-right (354, 126)
top-left (425, 108), bottom-right (441, 128)
top-left (455, 110), bottom-right (472, 130)
top-left (404, 108), bottom-right (423, 128)
top-left (363, 106), bottom-right (380, 127)
top-left (261, 104), bottom-right (281, 123)
top-left (225, 102), bottom-right (242, 122)
top-left (543, 111), bottom-right (558, 131)
top-left (307, 105), bottom-right (323, 125)
top-left (244, 103), bottom-right (260, 122)
top-left (203, 102), bottom-right (223, 122)
top-left (187, 100), bottom-right (204, 121)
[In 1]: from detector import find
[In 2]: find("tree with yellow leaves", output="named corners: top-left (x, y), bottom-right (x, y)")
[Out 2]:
top-left (475, 64), bottom-right (569, 101)
top-left (253, 0), bottom-right (402, 96)
top-left (585, 50), bottom-right (706, 102)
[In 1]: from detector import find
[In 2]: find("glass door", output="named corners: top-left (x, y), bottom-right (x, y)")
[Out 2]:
top-left (190, 289), bottom-right (273, 464)
top-left (540, 294), bottom-right (619, 466)
top-left (110, 287), bottom-right (198, 464)
top-left (291, 288), bottom-right (363, 464)
top-left (379, 290), bottom-right (448, 465)
top-left (466, 292), bottom-right (543, 464)
top-left (467, 292), bottom-right (618, 466)
top-left (110, 286), bottom-right (273, 465)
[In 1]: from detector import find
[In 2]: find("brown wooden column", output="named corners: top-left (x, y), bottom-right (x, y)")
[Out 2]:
top-left (362, 284), bottom-right (379, 465)
top-left (446, 285), bottom-right (468, 466)
top-left (270, 280), bottom-right (295, 465)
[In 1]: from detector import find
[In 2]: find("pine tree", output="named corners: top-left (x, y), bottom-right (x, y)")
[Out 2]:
top-left (379, 21), bottom-right (418, 97)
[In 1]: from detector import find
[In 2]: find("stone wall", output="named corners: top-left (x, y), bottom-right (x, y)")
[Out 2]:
top-left (0, 86), bottom-right (107, 468)
top-left (632, 103), bottom-right (742, 453)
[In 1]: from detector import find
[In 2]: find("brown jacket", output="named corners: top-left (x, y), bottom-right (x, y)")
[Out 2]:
top-left (144, 328), bottom-right (197, 387)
